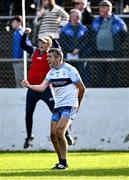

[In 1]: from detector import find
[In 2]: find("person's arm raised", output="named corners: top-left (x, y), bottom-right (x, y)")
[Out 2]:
top-left (21, 28), bottom-right (34, 55)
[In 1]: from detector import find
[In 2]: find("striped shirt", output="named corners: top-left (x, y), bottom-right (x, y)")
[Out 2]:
top-left (37, 5), bottom-right (69, 39)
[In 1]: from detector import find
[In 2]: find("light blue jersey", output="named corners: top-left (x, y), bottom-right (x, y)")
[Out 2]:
top-left (45, 63), bottom-right (81, 108)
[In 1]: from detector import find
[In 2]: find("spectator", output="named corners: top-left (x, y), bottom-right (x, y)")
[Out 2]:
top-left (21, 28), bottom-right (74, 149)
top-left (59, 9), bottom-right (90, 86)
top-left (73, 0), bottom-right (94, 27)
top-left (73, 1), bottom-right (93, 86)
top-left (34, 0), bottom-right (69, 40)
top-left (59, 9), bottom-right (88, 59)
top-left (11, 16), bottom-right (24, 88)
top-left (91, 0), bottom-right (128, 87)
top-left (92, 0), bottom-right (127, 58)
top-left (11, 16), bottom-right (31, 88)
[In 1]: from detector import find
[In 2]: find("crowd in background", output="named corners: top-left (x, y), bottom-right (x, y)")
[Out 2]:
top-left (10, 0), bottom-right (128, 61)
top-left (2, 0), bottom-right (129, 16)
top-left (10, 0), bottom-right (128, 88)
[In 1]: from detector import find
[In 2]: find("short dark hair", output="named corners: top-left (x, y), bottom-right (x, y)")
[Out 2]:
top-left (11, 16), bottom-right (23, 23)
top-left (48, 48), bottom-right (63, 61)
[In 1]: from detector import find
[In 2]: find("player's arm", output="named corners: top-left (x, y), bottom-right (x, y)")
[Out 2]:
top-left (22, 79), bottom-right (50, 92)
top-left (21, 28), bottom-right (34, 56)
top-left (75, 81), bottom-right (86, 107)
top-left (69, 67), bottom-right (86, 107)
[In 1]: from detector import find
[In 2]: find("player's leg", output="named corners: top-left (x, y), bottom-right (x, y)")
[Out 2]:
top-left (24, 89), bottom-right (39, 148)
top-left (54, 106), bottom-right (78, 169)
top-left (50, 121), bottom-right (61, 160)
top-left (41, 87), bottom-right (74, 145)
top-left (55, 116), bottom-right (71, 169)
top-left (50, 109), bottom-right (64, 169)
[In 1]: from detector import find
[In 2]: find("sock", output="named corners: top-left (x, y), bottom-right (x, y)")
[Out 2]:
top-left (59, 158), bottom-right (62, 164)
top-left (60, 159), bottom-right (67, 167)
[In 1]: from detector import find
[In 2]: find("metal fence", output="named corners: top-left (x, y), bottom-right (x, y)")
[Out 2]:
top-left (0, 16), bottom-right (129, 88)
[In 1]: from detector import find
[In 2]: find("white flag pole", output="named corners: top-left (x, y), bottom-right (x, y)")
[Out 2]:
top-left (22, 0), bottom-right (27, 80)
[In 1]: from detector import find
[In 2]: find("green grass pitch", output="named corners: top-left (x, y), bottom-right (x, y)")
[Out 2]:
top-left (0, 152), bottom-right (129, 180)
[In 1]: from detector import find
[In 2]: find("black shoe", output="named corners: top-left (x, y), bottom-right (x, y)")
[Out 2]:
top-left (65, 135), bottom-right (75, 145)
top-left (50, 163), bottom-right (68, 170)
top-left (50, 163), bottom-right (59, 170)
top-left (23, 136), bottom-right (34, 149)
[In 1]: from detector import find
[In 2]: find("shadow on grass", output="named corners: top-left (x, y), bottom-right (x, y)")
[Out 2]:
top-left (0, 167), bottom-right (129, 177)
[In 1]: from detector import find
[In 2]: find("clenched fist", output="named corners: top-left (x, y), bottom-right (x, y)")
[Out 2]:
top-left (22, 80), bottom-right (31, 88)
top-left (24, 27), bottom-right (32, 34)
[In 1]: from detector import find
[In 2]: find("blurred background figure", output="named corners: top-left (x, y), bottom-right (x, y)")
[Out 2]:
top-left (59, 9), bottom-right (90, 86)
top-left (91, 0), bottom-right (128, 87)
top-left (11, 16), bottom-right (31, 88)
top-left (11, 16), bottom-right (24, 88)
top-left (73, 0), bottom-right (94, 27)
top-left (59, 9), bottom-right (88, 59)
top-left (92, 0), bottom-right (127, 58)
top-left (34, 0), bottom-right (69, 40)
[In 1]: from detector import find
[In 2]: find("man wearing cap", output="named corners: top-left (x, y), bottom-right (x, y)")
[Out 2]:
top-left (91, 0), bottom-right (127, 86)
top-left (92, 0), bottom-right (127, 58)
top-left (21, 28), bottom-right (74, 148)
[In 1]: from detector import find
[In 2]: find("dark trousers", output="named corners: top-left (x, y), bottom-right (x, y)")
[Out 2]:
top-left (25, 87), bottom-right (54, 138)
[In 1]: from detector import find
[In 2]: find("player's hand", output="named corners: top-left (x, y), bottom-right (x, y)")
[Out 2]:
top-left (22, 80), bottom-right (31, 88)
top-left (25, 28), bottom-right (31, 34)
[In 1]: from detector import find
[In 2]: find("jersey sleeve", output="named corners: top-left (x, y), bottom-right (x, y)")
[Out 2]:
top-left (45, 71), bottom-right (51, 82)
top-left (69, 67), bottom-right (82, 84)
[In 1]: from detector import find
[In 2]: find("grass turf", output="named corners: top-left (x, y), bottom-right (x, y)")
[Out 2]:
top-left (0, 152), bottom-right (129, 180)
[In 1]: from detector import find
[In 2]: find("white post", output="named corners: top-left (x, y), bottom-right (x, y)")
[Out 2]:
top-left (22, 0), bottom-right (27, 79)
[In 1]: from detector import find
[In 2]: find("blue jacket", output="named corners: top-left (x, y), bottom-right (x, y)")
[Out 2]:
top-left (92, 14), bottom-right (127, 35)
top-left (59, 22), bottom-right (89, 58)
top-left (12, 27), bottom-right (24, 59)
top-left (91, 15), bottom-right (127, 57)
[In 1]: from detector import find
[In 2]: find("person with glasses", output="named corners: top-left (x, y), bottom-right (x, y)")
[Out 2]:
top-left (73, 0), bottom-right (94, 28)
